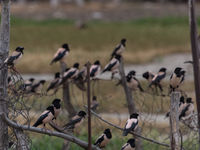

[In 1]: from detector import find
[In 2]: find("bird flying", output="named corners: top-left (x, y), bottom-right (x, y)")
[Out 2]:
top-left (121, 138), bottom-right (135, 150)
top-left (90, 60), bottom-right (101, 80)
top-left (102, 54), bottom-right (121, 79)
top-left (33, 105), bottom-right (55, 128)
top-left (50, 43), bottom-right (70, 65)
top-left (169, 67), bottom-right (185, 92)
top-left (123, 113), bottom-right (139, 136)
top-left (4, 46), bottom-right (24, 68)
top-left (94, 128), bottom-right (112, 148)
top-left (110, 38), bottom-right (126, 59)
top-left (63, 110), bottom-right (86, 130)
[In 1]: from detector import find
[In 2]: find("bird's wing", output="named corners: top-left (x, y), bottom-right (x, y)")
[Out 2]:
top-left (33, 111), bottom-right (50, 127)
top-left (90, 66), bottom-right (98, 77)
top-left (94, 134), bottom-right (104, 146)
top-left (63, 117), bottom-right (82, 129)
top-left (47, 79), bottom-right (59, 92)
top-left (30, 83), bottom-right (40, 92)
top-left (102, 60), bottom-right (117, 73)
top-left (5, 53), bottom-right (21, 64)
top-left (179, 104), bottom-right (190, 120)
top-left (64, 69), bottom-right (76, 79)
top-left (121, 143), bottom-right (129, 150)
top-left (154, 73), bottom-right (166, 83)
top-left (111, 44), bottom-right (121, 58)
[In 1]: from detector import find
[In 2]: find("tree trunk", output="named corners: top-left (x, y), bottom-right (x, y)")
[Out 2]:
top-left (14, 129), bottom-right (30, 150)
top-left (188, 1), bottom-right (200, 150)
top-left (169, 92), bottom-right (180, 150)
top-left (0, 0), bottom-right (10, 149)
top-left (118, 57), bottom-right (142, 150)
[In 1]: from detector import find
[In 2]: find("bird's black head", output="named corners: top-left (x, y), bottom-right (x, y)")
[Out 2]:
top-left (46, 105), bottom-right (55, 115)
top-left (121, 38), bottom-right (126, 45)
top-left (104, 128), bottom-right (112, 139)
top-left (128, 70), bottom-right (136, 76)
top-left (174, 67), bottom-right (182, 74)
top-left (130, 113), bottom-right (139, 119)
top-left (94, 60), bottom-right (100, 65)
top-left (181, 70), bottom-right (186, 75)
top-left (62, 43), bottom-right (70, 51)
top-left (115, 54), bottom-right (121, 61)
top-left (180, 96), bottom-right (185, 103)
top-left (52, 98), bottom-right (61, 108)
top-left (16, 46), bottom-right (24, 54)
top-left (142, 72), bottom-right (149, 80)
top-left (186, 97), bottom-right (193, 103)
top-left (127, 138), bottom-right (135, 148)
top-left (159, 67), bottom-right (167, 72)
top-left (78, 110), bottom-right (86, 118)
top-left (29, 78), bottom-right (35, 82)
top-left (55, 72), bottom-right (60, 78)
top-left (73, 63), bottom-right (79, 69)
top-left (40, 80), bottom-right (46, 84)
top-left (93, 96), bottom-right (97, 101)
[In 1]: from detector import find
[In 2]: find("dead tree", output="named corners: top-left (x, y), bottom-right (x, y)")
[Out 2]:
top-left (118, 57), bottom-right (142, 150)
top-left (188, 0), bottom-right (200, 149)
top-left (170, 92), bottom-right (180, 150)
top-left (0, 0), bottom-right (10, 149)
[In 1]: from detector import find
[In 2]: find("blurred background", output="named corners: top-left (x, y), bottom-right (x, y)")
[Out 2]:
top-left (5, 0), bottom-right (200, 150)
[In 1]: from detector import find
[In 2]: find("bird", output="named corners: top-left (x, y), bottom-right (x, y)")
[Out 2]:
top-left (110, 38), bottom-right (126, 59)
top-left (149, 67), bottom-right (167, 92)
top-left (19, 78), bottom-right (35, 91)
top-left (50, 43), bottom-right (70, 65)
top-left (179, 97), bottom-right (194, 120)
top-left (142, 71), bottom-right (155, 83)
top-left (33, 105), bottom-right (55, 128)
top-left (169, 67), bottom-right (185, 92)
top-left (90, 60), bottom-right (101, 80)
top-left (4, 46), bottom-right (24, 68)
top-left (46, 72), bottom-right (61, 93)
top-left (76, 63), bottom-right (87, 81)
top-left (91, 96), bottom-right (99, 111)
top-left (60, 63), bottom-right (79, 84)
top-left (165, 96), bottom-right (186, 118)
top-left (94, 128), bottom-right (112, 148)
top-left (126, 70), bottom-right (144, 92)
top-left (102, 54), bottom-right (121, 79)
top-left (51, 98), bottom-right (61, 120)
top-left (30, 80), bottom-right (46, 93)
top-left (63, 110), bottom-right (86, 130)
top-left (123, 113), bottom-right (139, 136)
top-left (121, 138), bottom-right (135, 150)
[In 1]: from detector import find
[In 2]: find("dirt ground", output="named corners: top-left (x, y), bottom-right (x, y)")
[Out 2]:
top-left (10, 2), bottom-right (200, 21)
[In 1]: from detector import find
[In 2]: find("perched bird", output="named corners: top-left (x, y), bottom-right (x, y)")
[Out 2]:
top-left (179, 98), bottom-right (194, 120)
top-left (63, 110), bottom-right (86, 130)
top-left (165, 96), bottom-right (186, 118)
top-left (149, 67), bottom-right (167, 92)
top-left (142, 71), bottom-right (155, 83)
top-left (76, 63), bottom-right (87, 81)
top-left (169, 67), bottom-right (185, 92)
top-left (110, 38), bottom-right (126, 59)
top-left (47, 72), bottom-right (61, 93)
top-left (50, 43), bottom-right (70, 65)
top-left (102, 54), bottom-right (121, 79)
top-left (19, 78), bottom-right (35, 91)
top-left (60, 63), bottom-right (79, 84)
top-left (33, 105), bottom-right (55, 128)
top-left (94, 128), bottom-right (112, 148)
top-left (123, 113), bottom-right (139, 136)
top-left (121, 138), bottom-right (135, 150)
top-left (30, 80), bottom-right (46, 93)
top-left (91, 96), bottom-right (99, 111)
top-left (90, 60), bottom-right (101, 80)
top-left (51, 98), bottom-right (61, 120)
top-left (4, 46), bottom-right (24, 68)
top-left (126, 70), bottom-right (144, 92)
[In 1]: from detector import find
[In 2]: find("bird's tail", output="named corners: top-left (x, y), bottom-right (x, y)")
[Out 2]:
top-left (138, 84), bottom-right (144, 92)
top-left (33, 120), bottom-right (41, 127)
top-left (122, 130), bottom-right (128, 136)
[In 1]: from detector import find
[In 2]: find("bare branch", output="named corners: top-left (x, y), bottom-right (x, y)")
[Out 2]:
top-left (0, 113), bottom-right (101, 150)
top-left (84, 106), bottom-right (170, 148)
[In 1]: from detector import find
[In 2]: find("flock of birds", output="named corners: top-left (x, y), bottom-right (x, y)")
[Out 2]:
top-left (3, 38), bottom-right (195, 149)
